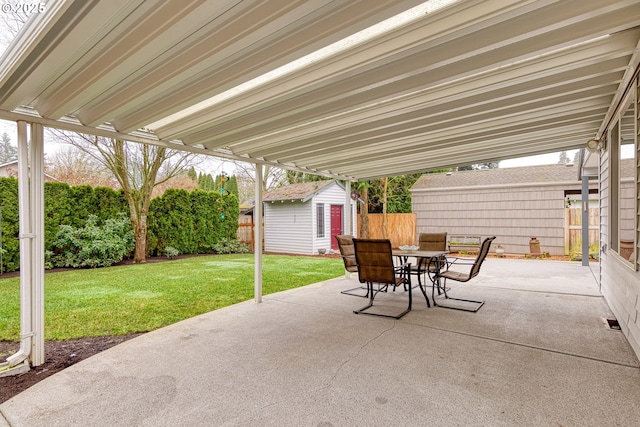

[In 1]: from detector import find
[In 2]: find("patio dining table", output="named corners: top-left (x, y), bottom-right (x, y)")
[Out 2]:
top-left (392, 249), bottom-right (448, 307)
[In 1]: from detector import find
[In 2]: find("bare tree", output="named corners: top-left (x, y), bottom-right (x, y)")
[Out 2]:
top-left (0, 4), bottom-right (30, 51)
top-left (46, 146), bottom-right (117, 188)
top-left (48, 130), bottom-right (197, 263)
top-left (150, 174), bottom-right (199, 199)
top-left (233, 161), bottom-right (288, 201)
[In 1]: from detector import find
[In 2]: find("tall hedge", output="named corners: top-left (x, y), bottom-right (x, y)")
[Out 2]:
top-left (70, 185), bottom-right (99, 226)
top-left (0, 178), bottom-right (20, 272)
top-left (44, 182), bottom-right (75, 246)
top-left (147, 189), bottom-right (239, 256)
top-left (190, 189), bottom-right (218, 252)
top-left (147, 189), bottom-right (195, 255)
top-left (94, 187), bottom-right (128, 221)
top-left (0, 178), bottom-right (240, 271)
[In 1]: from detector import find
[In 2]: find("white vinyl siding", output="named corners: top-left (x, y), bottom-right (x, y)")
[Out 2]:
top-left (264, 202), bottom-right (312, 254)
top-left (263, 181), bottom-right (356, 255)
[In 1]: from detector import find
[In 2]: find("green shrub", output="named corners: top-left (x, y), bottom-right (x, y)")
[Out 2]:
top-left (164, 246), bottom-right (179, 259)
top-left (211, 238), bottom-right (250, 254)
top-left (51, 214), bottom-right (134, 268)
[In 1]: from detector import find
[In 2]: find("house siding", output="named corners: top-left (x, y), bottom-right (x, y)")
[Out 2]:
top-left (599, 75), bottom-right (640, 359)
top-left (264, 201), bottom-right (312, 254)
top-left (412, 181), bottom-right (590, 255)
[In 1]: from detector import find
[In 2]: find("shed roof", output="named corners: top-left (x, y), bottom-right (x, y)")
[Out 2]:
top-left (263, 180), bottom-right (340, 202)
top-left (0, 0), bottom-right (638, 180)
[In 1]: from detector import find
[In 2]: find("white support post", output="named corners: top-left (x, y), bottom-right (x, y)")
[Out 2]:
top-left (254, 165), bottom-right (263, 303)
top-left (29, 123), bottom-right (45, 366)
top-left (344, 180), bottom-right (352, 236)
top-left (344, 180), bottom-right (352, 279)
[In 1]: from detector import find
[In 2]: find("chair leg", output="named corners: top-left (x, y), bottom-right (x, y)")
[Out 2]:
top-left (342, 281), bottom-right (389, 298)
top-left (432, 278), bottom-right (485, 312)
top-left (341, 285), bottom-right (370, 298)
top-left (354, 281), bottom-right (412, 319)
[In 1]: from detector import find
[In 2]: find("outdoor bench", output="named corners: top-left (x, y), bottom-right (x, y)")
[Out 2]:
top-left (448, 235), bottom-right (482, 253)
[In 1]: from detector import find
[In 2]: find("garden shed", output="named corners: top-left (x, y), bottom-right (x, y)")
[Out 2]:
top-left (263, 180), bottom-right (356, 255)
top-left (411, 163), bottom-right (604, 256)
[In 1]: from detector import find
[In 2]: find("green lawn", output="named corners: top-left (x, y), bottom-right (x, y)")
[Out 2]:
top-left (0, 254), bottom-right (344, 341)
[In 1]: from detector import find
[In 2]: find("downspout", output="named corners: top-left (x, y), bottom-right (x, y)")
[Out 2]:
top-left (1, 121), bottom-right (32, 375)
top-left (29, 123), bottom-right (45, 366)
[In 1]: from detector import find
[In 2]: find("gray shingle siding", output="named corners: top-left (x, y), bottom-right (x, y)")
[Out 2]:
top-left (411, 164), bottom-right (597, 255)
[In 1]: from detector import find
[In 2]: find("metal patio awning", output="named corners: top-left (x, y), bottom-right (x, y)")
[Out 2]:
top-left (0, 0), bottom-right (638, 180)
top-left (1, 0), bottom-right (640, 371)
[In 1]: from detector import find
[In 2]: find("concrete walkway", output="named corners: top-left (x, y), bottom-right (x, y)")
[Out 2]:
top-left (1, 258), bottom-right (639, 426)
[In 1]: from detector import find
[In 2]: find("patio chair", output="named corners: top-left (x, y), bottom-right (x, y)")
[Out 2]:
top-left (353, 238), bottom-right (412, 319)
top-left (410, 232), bottom-right (447, 293)
top-left (335, 234), bottom-right (368, 297)
top-left (433, 236), bottom-right (496, 312)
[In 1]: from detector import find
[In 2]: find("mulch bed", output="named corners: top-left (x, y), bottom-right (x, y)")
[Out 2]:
top-left (0, 333), bottom-right (144, 404)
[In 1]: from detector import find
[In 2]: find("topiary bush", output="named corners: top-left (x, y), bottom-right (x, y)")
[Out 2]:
top-left (51, 214), bottom-right (134, 268)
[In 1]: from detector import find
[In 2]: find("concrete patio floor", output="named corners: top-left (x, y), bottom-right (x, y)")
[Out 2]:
top-left (1, 258), bottom-right (639, 426)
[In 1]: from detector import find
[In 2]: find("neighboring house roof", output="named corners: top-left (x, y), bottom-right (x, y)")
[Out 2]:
top-left (412, 164), bottom-right (585, 190)
top-left (263, 180), bottom-right (340, 202)
top-left (0, 160), bottom-right (60, 182)
top-left (0, 160), bottom-right (18, 169)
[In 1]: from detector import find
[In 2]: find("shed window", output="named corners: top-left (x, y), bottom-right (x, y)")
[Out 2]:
top-left (317, 204), bottom-right (325, 237)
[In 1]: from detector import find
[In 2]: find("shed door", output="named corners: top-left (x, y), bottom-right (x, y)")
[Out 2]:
top-left (330, 205), bottom-right (343, 250)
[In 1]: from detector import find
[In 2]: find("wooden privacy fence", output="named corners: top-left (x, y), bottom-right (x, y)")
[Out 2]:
top-left (565, 207), bottom-right (599, 255)
top-left (358, 213), bottom-right (416, 248)
top-left (237, 215), bottom-right (264, 249)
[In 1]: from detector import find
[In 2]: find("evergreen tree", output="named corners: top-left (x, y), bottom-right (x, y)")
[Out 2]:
top-left (367, 174), bottom-right (422, 214)
top-left (226, 175), bottom-right (238, 196)
top-left (457, 162), bottom-right (499, 171)
top-left (558, 151), bottom-right (570, 164)
top-left (0, 132), bottom-right (18, 164)
top-left (187, 166), bottom-right (197, 181)
top-left (286, 170), bottom-right (326, 183)
top-left (198, 173), bottom-right (215, 191)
